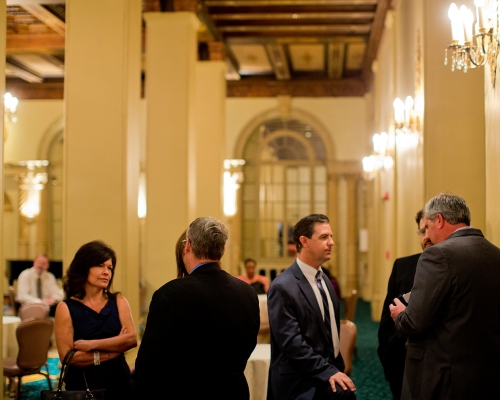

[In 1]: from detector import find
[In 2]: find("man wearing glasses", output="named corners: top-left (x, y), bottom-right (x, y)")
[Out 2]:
top-left (377, 209), bottom-right (433, 399)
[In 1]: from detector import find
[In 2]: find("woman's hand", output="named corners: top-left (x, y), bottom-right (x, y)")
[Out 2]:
top-left (74, 339), bottom-right (96, 352)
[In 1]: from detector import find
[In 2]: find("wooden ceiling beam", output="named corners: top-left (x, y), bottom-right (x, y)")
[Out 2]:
top-left (205, 1), bottom-right (378, 6)
top-left (360, 0), bottom-right (389, 87)
top-left (6, 33), bottom-right (65, 51)
top-left (19, 4), bottom-right (65, 36)
top-left (219, 24), bottom-right (371, 34)
top-left (6, 79), bottom-right (64, 100)
top-left (227, 77), bottom-right (366, 97)
top-left (211, 12), bottom-right (375, 20)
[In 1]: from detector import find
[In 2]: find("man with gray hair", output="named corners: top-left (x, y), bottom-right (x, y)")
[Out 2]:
top-left (390, 193), bottom-right (500, 399)
top-left (134, 216), bottom-right (260, 399)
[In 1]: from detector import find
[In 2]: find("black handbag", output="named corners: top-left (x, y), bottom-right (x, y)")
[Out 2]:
top-left (40, 350), bottom-right (105, 400)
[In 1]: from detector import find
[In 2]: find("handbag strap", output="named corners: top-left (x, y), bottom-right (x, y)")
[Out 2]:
top-left (56, 350), bottom-right (95, 399)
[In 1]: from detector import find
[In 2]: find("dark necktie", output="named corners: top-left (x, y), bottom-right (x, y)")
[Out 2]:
top-left (315, 270), bottom-right (333, 343)
top-left (37, 276), bottom-right (42, 299)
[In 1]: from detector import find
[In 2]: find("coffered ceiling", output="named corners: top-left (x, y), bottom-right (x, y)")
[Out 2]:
top-left (5, 0), bottom-right (396, 99)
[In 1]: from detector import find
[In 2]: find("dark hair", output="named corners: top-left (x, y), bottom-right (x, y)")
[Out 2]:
top-left (424, 192), bottom-right (471, 226)
top-left (63, 240), bottom-right (117, 300)
top-left (186, 216), bottom-right (228, 261)
top-left (415, 209), bottom-right (424, 226)
top-left (175, 230), bottom-right (188, 278)
top-left (244, 258), bottom-right (256, 266)
top-left (292, 214), bottom-right (330, 253)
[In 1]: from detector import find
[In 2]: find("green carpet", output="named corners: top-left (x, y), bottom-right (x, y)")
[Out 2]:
top-left (348, 299), bottom-right (392, 400)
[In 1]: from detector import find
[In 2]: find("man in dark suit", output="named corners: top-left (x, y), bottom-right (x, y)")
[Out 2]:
top-left (390, 193), bottom-right (500, 399)
top-left (377, 209), bottom-right (433, 399)
top-left (268, 214), bottom-right (356, 400)
top-left (134, 216), bottom-right (260, 399)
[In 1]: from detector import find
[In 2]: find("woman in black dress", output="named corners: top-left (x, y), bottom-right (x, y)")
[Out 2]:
top-left (55, 241), bottom-right (137, 400)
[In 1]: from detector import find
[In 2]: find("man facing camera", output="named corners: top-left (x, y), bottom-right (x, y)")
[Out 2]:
top-left (16, 254), bottom-right (63, 317)
top-left (134, 216), bottom-right (260, 400)
top-left (390, 193), bottom-right (500, 399)
top-left (268, 214), bottom-right (356, 400)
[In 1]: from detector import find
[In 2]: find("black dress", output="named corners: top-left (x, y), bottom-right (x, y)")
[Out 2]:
top-left (64, 296), bottom-right (133, 400)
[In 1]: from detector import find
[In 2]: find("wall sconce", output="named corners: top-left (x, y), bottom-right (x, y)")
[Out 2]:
top-left (17, 160), bottom-right (49, 219)
top-left (223, 159), bottom-right (245, 217)
top-left (4, 92), bottom-right (18, 124)
top-left (393, 95), bottom-right (422, 148)
top-left (362, 132), bottom-right (395, 180)
top-left (138, 171), bottom-right (147, 219)
top-left (445, 1), bottom-right (499, 85)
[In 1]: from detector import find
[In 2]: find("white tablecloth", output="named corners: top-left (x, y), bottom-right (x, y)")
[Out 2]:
top-left (3, 316), bottom-right (21, 358)
top-left (244, 344), bottom-right (271, 400)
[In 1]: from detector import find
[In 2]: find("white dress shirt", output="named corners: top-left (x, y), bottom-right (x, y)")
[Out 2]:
top-left (297, 258), bottom-right (340, 357)
top-left (15, 267), bottom-right (63, 304)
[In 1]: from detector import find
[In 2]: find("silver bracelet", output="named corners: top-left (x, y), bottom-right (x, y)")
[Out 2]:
top-left (94, 351), bottom-right (100, 366)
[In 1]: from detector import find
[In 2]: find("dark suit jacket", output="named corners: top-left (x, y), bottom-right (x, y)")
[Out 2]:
top-left (267, 262), bottom-right (345, 400)
top-left (395, 228), bottom-right (500, 399)
top-left (377, 253), bottom-right (420, 398)
top-left (133, 262), bottom-right (260, 399)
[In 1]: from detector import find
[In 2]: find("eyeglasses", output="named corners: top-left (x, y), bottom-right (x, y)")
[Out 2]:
top-left (182, 239), bottom-right (187, 246)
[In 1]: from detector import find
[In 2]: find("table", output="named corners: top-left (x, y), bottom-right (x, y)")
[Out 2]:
top-left (244, 344), bottom-right (271, 400)
top-left (3, 316), bottom-right (21, 358)
top-left (257, 294), bottom-right (270, 343)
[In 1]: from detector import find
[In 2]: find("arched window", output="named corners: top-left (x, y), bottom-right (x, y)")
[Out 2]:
top-left (242, 118), bottom-right (327, 260)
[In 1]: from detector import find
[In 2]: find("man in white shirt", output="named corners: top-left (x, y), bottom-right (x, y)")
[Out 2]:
top-left (16, 254), bottom-right (63, 316)
top-left (267, 214), bottom-right (356, 400)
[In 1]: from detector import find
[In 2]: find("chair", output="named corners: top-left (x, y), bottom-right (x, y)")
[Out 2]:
top-left (344, 289), bottom-right (358, 323)
top-left (3, 318), bottom-right (54, 400)
top-left (339, 319), bottom-right (358, 376)
top-left (8, 286), bottom-right (19, 316)
top-left (18, 302), bottom-right (49, 321)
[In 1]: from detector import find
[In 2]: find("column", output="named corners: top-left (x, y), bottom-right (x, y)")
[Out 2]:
top-left (345, 174), bottom-right (359, 293)
top-left (143, 13), bottom-right (199, 305)
top-left (194, 61), bottom-right (226, 219)
top-left (1, 0), bottom-right (6, 373)
top-left (327, 171), bottom-right (340, 277)
top-left (63, 0), bottom-right (141, 318)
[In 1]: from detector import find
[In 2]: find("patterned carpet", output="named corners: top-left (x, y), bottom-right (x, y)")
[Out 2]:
top-left (4, 350), bottom-right (60, 400)
top-left (11, 299), bottom-right (391, 400)
top-left (348, 299), bottom-right (392, 400)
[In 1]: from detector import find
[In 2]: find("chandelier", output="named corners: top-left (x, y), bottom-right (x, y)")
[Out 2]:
top-left (393, 96), bottom-right (421, 148)
top-left (445, 1), bottom-right (499, 84)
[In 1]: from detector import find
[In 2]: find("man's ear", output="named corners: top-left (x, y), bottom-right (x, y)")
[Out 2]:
top-left (436, 214), bottom-right (445, 228)
top-left (299, 235), bottom-right (308, 248)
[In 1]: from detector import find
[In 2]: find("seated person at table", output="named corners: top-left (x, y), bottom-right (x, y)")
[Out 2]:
top-left (237, 258), bottom-right (269, 294)
top-left (16, 254), bottom-right (63, 317)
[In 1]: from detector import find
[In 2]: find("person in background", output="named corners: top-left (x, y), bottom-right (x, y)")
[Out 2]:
top-left (16, 254), bottom-right (63, 317)
top-left (175, 230), bottom-right (188, 278)
top-left (237, 258), bottom-right (269, 294)
top-left (55, 241), bottom-right (137, 400)
top-left (134, 216), bottom-right (260, 399)
top-left (390, 193), bottom-right (500, 399)
top-left (377, 209), bottom-right (433, 400)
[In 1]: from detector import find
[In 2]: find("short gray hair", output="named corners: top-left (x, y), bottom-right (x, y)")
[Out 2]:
top-left (423, 193), bottom-right (471, 226)
top-left (186, 216), bottom-right (228, 261)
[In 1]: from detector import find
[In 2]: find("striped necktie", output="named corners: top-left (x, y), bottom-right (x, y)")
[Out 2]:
top-left (315, 270), bottom-right (333, 343)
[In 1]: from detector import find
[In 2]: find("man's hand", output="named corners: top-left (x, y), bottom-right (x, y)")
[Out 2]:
top-left (389, 298), bottom-right (406, 321)
top-left (328, 372), bottom-right (356, 393)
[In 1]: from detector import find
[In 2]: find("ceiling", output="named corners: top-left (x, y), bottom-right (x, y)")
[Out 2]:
top-left (5, 0), bottom-right (395, 99)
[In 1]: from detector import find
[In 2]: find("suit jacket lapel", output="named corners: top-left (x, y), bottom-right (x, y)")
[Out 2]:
top-left (291, 263), bottom-right (335, 345)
